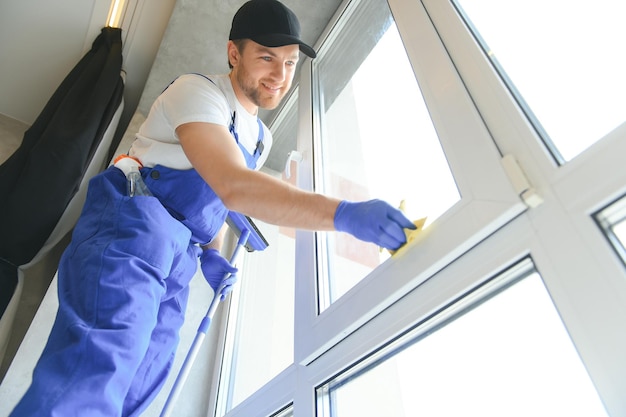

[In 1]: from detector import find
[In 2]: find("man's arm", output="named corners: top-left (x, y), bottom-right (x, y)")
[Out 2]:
top-left (178, 121), bottom-right (340, 231)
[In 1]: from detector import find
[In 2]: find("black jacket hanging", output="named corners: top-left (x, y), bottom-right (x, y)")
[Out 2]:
top-left (0, 27), bottom-right (124, 317)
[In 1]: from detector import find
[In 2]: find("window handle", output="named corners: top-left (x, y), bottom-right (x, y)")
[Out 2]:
top-left (284, 150), bottom-right (303, 179)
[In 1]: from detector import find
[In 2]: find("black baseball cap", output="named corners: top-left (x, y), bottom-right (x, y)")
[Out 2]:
top-left (229, 0), bottom-right (317, 58)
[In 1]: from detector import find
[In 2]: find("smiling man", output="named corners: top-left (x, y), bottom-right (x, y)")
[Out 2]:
top-left (10, 1), bottom-right (415, 416)
top-left (229, 40), bottom-right (299, 110)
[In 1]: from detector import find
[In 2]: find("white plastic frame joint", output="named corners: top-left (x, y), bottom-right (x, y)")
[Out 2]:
top-left (501, 154), bottom-right (543, 208)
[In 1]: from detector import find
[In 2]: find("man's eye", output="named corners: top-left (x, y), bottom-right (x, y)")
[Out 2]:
top-left (286, 61), bottom-right (296, 66)
top-left (261, 56), bottom-right (272, 62)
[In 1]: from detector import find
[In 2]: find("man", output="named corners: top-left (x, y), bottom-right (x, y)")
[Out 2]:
top-left (11, 1), bottom-right (415, 415)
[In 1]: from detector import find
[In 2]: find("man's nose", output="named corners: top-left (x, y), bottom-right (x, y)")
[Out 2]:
top-left (269, 61), bottom-right (287, 82)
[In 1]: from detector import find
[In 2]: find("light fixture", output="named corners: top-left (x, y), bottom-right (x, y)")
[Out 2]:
top-left (107, 0), bottom-right (126, 28)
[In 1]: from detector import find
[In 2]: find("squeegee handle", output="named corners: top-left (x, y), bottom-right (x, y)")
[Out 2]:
top-left (160, 228), bottom-right (251, 417)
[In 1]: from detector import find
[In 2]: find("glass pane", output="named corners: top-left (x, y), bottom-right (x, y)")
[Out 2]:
top-left (317, 261), bottom-right (608, 416)
top-left (315, 0), bottom-right (459, 309)
top-left (222, 222), bottom-right (295, 411)
top-left (595, 194), bottom-right (626, 267)
top-left (453, 0), bottom-right (626, 162)
top-left (220, 93), bottom-right (299, 411)
top-left (223, 221), bottom-right (295, 410)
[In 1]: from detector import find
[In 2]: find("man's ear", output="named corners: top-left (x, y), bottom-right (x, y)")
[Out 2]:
top-left (227, 40), bottom-right (240, 68)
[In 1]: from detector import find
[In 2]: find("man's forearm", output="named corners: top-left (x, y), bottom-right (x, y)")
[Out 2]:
top-left (179, 122), bottom-right (341, 231)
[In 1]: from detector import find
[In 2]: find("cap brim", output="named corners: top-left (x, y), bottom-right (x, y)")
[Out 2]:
top-left (252, 34), bottom-right (317, 58)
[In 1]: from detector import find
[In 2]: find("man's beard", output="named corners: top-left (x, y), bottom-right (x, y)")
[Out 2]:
top-left (235, 68), bottom-right (284, 110)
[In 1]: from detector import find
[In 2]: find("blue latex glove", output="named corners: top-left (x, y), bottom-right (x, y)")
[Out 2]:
top-left (200, 249), bottom-right (238, 300)
top-left (334, 199), bottom-right (416, 250)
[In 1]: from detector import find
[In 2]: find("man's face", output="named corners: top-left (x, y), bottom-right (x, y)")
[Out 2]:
top-left (230, 40), bottom-right (300, 112)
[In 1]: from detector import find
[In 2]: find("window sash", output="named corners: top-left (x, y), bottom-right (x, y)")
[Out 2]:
top-left (294, 0), bottom-right (524, 365)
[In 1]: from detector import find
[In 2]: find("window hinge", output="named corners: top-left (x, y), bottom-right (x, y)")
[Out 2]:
top-left (501, 154), bottom-right (543, 208)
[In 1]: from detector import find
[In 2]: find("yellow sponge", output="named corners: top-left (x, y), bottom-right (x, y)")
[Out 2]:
top-left (388, 217), bottom-right (427, 257)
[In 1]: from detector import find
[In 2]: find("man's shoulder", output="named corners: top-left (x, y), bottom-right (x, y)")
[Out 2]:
top-left (161, 73), bottom-right (232, 110)
top-left (173, 73), bottom-right (223, 92)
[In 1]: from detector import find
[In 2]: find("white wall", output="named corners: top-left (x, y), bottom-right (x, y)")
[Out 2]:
top-left (0, 0), bottom-right (107, 124)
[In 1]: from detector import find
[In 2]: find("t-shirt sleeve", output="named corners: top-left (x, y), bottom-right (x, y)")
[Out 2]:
top-left (159, 74), bottom-right (232, 134)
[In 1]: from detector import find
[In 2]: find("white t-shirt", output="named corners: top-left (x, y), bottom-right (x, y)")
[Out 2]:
top-left (128, 73), bottom-right (272, 170)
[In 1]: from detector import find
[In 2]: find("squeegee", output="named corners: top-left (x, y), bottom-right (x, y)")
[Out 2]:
top-left (160, 212), bottom-right (268, 417)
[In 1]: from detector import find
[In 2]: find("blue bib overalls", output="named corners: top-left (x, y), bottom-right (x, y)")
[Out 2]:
top-left (11, 109), bottom-right (264, 417)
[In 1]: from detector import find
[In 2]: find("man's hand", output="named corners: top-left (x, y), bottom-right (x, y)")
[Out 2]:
top-left (334, 199), bottom-right (416, 250)
top-left (200, 249), bottom-right (238, 300)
